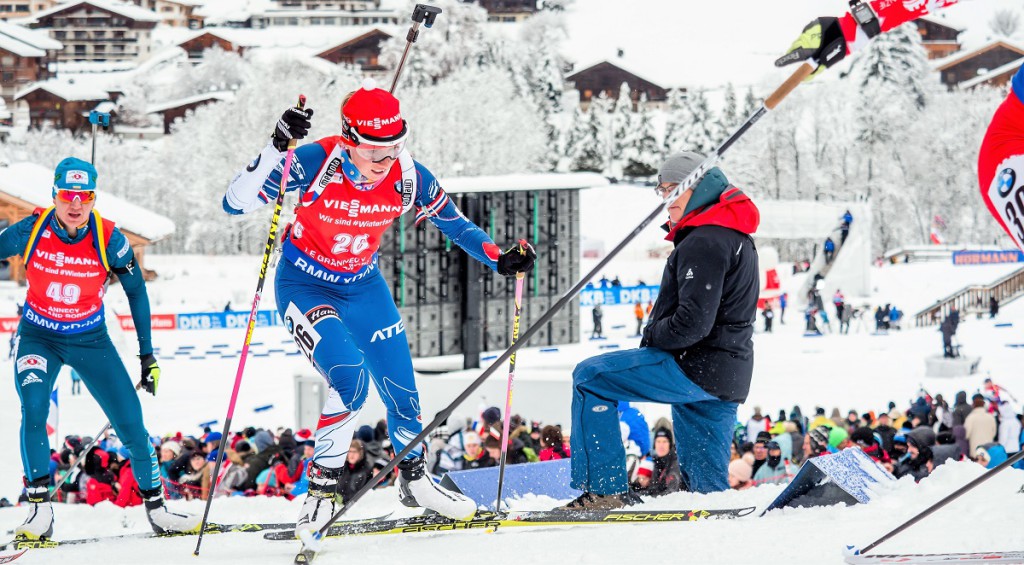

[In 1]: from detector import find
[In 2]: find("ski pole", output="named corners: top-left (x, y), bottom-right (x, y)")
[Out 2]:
top-left (494, 259), bottom-right (527, 512)
top-left (50, 379), bottom-right (142, 500)
top-left (194, 94), bottom-right (306, 557)
top-left (299, 61), bottom-right (817, 550)
top-left (857, 448), bottom-right (1024, 555)
top-left (390, 4), bottom-right (441, 93)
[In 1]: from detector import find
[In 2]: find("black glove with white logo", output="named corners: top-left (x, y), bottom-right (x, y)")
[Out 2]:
top-left (497, 240), bottom-right (537, 277)
top-left (271, 106), bottom-right (314, 152)
top-left (140, 353), bottom-right (160, 396)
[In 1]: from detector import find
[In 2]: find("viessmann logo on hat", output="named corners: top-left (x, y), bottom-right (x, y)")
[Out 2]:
top-left (355, 113), bottom-right (402, 132)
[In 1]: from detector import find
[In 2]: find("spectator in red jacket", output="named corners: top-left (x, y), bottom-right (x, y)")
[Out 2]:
top-left (114, 448), bottom-right (143, 508)
top-left (538, 426), bottom-right (571, 461)
top-left (85, 448), bottom-right (117, 506)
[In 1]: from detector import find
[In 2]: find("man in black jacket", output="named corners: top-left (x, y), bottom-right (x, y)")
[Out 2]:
top-left (564, 152), bottom-right (759, 509)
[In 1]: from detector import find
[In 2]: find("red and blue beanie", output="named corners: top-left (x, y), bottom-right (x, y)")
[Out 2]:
top-left (53, 157), bottom-right (97, 192)
top-left (341, 78), bottom-right (408, 147)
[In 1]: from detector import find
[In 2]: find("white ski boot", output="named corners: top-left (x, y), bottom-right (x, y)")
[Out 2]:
top-left (295, 463), bottom-right (340, 538)
top-left (15, 485), bottom-right (53, 540)
top-left (142, 490), bottom-right (201, 534)
top-left (397, 456), bottom-right (476, 521)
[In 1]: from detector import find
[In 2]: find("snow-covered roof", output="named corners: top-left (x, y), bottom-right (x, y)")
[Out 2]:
top-left (0, 21), bottom-right (62, 56)
top-left (567, 57), bottom-right (677, 90)
top-left (439, 172), bottom-right (609, 194)
top-left (179, 25), bottom-right (395, 55)
top-left (146, 91), bottom-right (233, 114)
top-left (917, 14), bottom-right (966, 33)
top-left (255, 8), bottom-right (398, 18)
top-left (960, 56), bottom-right (1024, 89)
top-left (15, 77), bottom-right (111, 102)
top-left (933, 38), bottom-right (1024, 71)
top-left (193, 0), bottom-right (273, 25)
top-left (0, 162), bottom-right (175, 242)
top-left (28, 0), bottom-right (161, 24)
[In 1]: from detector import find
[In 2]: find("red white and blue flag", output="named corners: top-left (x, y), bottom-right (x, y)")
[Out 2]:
top-left (46, 389), bottom-right (58, 437)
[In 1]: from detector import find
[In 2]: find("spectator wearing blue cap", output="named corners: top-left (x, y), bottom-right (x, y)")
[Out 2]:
top-left (204, 432), bottom-right (223, 463)
top-left (1, 157), bottom-right (198, 539)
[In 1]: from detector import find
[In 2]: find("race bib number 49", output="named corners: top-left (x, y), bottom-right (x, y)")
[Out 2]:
top-left (989, 155), bottom-right (1024, 250)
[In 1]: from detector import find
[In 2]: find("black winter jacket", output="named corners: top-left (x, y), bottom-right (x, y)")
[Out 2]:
top-left (641, 188), bottom-right (760, 403)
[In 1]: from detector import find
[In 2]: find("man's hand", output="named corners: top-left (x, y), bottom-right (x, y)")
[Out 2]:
top-left (140, 353), bottom-right (160, 396)
top-left (496, 240), bottom-right (537, 276)
top-left (775, 17), bottom-right (847, 79)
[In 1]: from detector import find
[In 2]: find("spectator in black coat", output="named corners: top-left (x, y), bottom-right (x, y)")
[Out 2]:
top-left (635, 428), bottom-right (681, 497)
top-left (895, 436), bottom-right (933, 482)
top-left (338, 440), bottom-right (374, 504)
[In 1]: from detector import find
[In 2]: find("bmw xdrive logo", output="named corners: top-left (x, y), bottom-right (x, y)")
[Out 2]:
top-left (999, 168), bottom-right (1016, 197)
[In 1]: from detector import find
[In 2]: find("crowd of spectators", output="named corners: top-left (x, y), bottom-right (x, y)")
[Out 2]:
top-left (28, 378), bottom-right (1023, 508)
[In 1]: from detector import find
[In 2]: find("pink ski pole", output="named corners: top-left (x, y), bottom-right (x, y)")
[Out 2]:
top-left (494, 242), bottom-right (527, 512)
top-left (194, 95), bottom-right (305, 555)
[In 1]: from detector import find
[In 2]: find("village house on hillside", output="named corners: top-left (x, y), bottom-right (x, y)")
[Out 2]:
top-left (130, 0), bottom-right (202, 28)
top-left (474, 0), bottom-right (537, 22)
top-left (934, 38), bottom-right (1024, 89)
top-left (15, 75), bottom-right (118, 130)
top-left (0, 161), bottom-right (175, 282)
top-left (566, 57), bottom-right (673, 110)
top-left (0, 0), bottom-right (56, 19)
top-left (27, 0), bottom-right (159, 63)
top-left (914, 16), bottom-right (963, 60)
top-left (0, 20), bottom-right (61, 104)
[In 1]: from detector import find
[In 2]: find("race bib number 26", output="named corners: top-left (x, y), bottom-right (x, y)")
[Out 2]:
top-left (284, 302), bottom-right (322, 362)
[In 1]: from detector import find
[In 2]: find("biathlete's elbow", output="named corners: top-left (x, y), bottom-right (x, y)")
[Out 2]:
top-left (222, 196), bottom-right (245, 215)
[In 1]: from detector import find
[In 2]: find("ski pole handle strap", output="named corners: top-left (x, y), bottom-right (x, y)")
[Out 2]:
top-left (765, 61), bottom-right (815, 110)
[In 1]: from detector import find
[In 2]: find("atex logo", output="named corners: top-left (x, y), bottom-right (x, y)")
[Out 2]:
top-left (371, 320), bottom-right (405, 342)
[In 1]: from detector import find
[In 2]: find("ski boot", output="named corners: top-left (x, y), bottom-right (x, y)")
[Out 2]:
top-left (141, 489), bottom-right (201, 534)
top-left (559, 491), bottom-right (642, 511)
top-left (295, 463), bottom-right (341, 538)
top-left (397, 456), bottom-right (476, 521)
top-left (15, 480), bottom-right (53, 540)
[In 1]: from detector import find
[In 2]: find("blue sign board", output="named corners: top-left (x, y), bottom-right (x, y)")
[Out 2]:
top-left (580, 285), bottom-right (660, 306)
top-left (952, 250), bottom-right (1024, 265)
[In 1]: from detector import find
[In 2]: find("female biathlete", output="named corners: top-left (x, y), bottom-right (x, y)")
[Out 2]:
top-left (0, 157), bottom-right (198, 539)
top-left (223, 80), bottom-right (536, 536)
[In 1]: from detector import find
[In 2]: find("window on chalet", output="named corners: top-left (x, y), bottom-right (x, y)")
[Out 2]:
top-left (1, 72), bottom-right (13, 82)
top-left (1, 56), bottom-right (13, 65)
top-left (15, 5), bottom-right (29, 12)
top-left (74, 44), bottom-right (85, 55)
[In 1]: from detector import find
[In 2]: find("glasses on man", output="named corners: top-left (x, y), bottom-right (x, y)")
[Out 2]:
top-left (654, 183), bottom-right (680, 200)
top-left (56, 189), bottom-right (96, 204)
top-left (353, 141), bottom-right (405, 164)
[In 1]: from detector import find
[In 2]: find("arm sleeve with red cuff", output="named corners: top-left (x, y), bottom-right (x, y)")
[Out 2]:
top-left (838, 0), bottom-right (961, 56)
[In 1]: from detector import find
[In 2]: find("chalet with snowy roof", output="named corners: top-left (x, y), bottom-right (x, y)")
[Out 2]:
top-left (130, 0), bottom-right (202, 28)
top-left (474, 0), bottom-right (537, 23)
top-left (15, 77), bottom-right (115, 131)
top-left (0, 20), bottom-right (62, 104)
top-left (176, 29), bottom-right (255, 60)
top-left (566, 59), bottom-right (671, 109)
top-left (0, 0), bottom-right (56, 18)
top-left (0, 161), bottom-right (175, 282)
top-left (146, 90), bottom-right (231, 133)
top-left (27, 0), bottom-right (159, 63)
top-left (934, 39), bottom-right (1024, 90)
top-left (914, 16), bottom-right (962, 60)
top-left (315, 27), bottom-right (390, 72)
top-left (270, 0), bottom-right (380, 8)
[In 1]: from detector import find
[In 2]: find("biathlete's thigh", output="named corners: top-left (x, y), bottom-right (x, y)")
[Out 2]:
top-left (66, 329), bottom-right (147, 431)
top-left (275, 271), bottom-right (371, 411)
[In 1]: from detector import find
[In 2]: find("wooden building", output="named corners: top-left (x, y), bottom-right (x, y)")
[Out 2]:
top-left (147, 91), bottom-right (231, 134)
top-left (176, 29), bottom-right (254, 60)
top-left (315, 28), bottom-right (390, 71)
top-left (0, 162), bottom-right (175, 283)
top-left (915, 16), bottom-right (963, 60)
top-left (15, 80), bottom-right (111, 131)
top-left (269, 0), bottom-right (380, 8)
top-left (0, 21), bottom-right (61, 104)
top-left (130, 0), bottom-right (203, 28)
top-left (0, 0), bottom-right (55, 19)
top-left (475, 0), bottom-right (537, 22)
top-left (28, 0), bottom-right (159, 63)
top-left (566, 59), bottom-right (671, 108)
top-left (935, 40), bottom-right (1024, 89)
top-left (252, 8), bottom-right (397, 27)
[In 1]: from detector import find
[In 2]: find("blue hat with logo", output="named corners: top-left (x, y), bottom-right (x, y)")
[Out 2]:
top-left (53, 157), bottom-right (97, 192)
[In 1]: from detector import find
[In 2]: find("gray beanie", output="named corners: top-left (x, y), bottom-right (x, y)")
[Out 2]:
top-left (658, 151), bottom-right (705, 186)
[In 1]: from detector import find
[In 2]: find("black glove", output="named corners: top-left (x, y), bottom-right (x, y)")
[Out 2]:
top-left (271, 106), bottom-right (314, 151)
top-left (775, 17), bottom-right (847, 77)
top-left (140, 353), bottom-right (160, 396)
top-left (496, 240), bottom-right (537, 277)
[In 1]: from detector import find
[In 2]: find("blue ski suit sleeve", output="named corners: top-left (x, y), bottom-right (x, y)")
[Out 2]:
top-left (223, 143), bottom-right (327, 215)
top-left (0, 215), bottom-right (35, 259)
top-left (107, 228), bottom-right (154, 356)
top-left (413, 163), bottom-right (500, 272)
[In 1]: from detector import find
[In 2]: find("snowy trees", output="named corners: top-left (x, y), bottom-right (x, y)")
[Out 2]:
top-left (989, 9), bottom-right (1022, 38)
top-left (622, 94), bottom-right (659, 178)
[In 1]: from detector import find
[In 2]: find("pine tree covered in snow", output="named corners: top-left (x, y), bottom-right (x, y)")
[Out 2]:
top-left (622, 93), bottom-right (659, 178)
top-left (719, 82), bottom-right (740, 132)
top-left (609, 82), bottom-right (633, 174)
top-left (661, 88), bottom-right (687, 157)
top-left (571, 96), bottom-right (608, 173)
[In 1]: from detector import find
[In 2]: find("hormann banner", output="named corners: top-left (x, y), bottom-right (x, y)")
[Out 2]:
top-left (951, 250), bottom-right (1024, 265)
top-left (579, 285), bottom-right (661, 306)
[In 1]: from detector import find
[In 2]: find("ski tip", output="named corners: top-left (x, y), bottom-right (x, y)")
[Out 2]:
top-left (843, 545), bottom-right (861, 557)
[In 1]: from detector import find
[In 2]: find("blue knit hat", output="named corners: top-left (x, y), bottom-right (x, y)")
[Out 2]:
top-left (53, 157), bottom-right (97, 192)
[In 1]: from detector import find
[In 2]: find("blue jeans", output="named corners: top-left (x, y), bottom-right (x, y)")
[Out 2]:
top-left (570, 348), bottom-right (738, 495)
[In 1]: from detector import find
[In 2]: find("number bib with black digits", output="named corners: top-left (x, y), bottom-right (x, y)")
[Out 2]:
top-left (987, 155), bottom-right (1024, 250)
